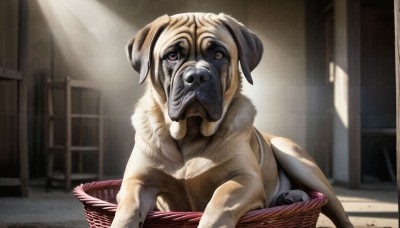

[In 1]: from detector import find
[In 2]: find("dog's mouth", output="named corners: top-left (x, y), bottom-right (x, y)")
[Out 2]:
top-left (168, 89), bottom-right (222, 122)
top-left (184, 101), bottom-right (207, 118)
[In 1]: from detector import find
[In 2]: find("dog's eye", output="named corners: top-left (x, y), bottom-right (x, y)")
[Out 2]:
top-left (167, 51), bottom-right (179, 61)
top-left (214, 51), bottom-right (224, 60)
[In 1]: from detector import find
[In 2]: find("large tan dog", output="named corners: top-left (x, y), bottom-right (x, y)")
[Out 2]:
top-left (112, 13), bottom-right (353, 228)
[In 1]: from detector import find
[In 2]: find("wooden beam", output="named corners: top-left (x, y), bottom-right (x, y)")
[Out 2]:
top-left (0, 67), bottom-right (22, 80)
top-left (394, 0), bottom-right (400, 226)
top-left (347, 0), bottom-right (361, 188)
top-left (18, 0), bottom-right (29, 197)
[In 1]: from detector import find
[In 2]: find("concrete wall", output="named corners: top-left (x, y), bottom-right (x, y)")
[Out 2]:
top-left (25, 0), bottom-right (334, 177)
top-left (244, 0), bottom-right (307, 145)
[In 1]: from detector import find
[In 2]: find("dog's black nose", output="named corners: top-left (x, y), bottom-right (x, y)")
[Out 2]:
top-left (184, 69), bottom-right (211, 85)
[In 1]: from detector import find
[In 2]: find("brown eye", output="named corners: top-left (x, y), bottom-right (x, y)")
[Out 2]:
top-left (167, 51), bottom-right (178, 61)
top-left (214, 51), bottom-right (224, 60)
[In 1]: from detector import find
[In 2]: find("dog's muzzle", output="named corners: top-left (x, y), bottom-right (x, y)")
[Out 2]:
top-left (168, 66), bottom-right (223, 122)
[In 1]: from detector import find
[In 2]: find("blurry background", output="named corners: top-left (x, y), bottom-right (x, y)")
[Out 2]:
top-left (0, 0), bottom-right (396, 195)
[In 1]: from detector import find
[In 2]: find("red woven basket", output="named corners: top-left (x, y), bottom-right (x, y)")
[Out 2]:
top-left (73, 179), bottom-right (327, 228)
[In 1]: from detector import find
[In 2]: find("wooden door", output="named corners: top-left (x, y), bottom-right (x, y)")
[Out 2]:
top-left (0, 0), bottom-right (28, 196)
top-left (360, 2), bottom-right (396, 185)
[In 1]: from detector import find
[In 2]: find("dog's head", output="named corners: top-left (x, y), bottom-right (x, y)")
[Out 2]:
top-left (126, 13), bottom-right (263, 139)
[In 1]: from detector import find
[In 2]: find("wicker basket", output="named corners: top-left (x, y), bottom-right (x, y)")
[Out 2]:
top-left (73, 179), bottom-right (327, 228)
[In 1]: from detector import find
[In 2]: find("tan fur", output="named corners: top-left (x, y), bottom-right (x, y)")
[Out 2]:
top-left (111, 13), bottom-right (353, 228)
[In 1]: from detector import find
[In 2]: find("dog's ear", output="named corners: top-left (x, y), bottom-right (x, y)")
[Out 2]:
top-left (219, 13), bottom-right (263, 85)
top-left (126, 14), bottom-right (171, 84)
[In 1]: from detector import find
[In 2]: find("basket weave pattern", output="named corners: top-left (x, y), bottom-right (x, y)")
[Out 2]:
top-left (74, 179), bottom-right (327, 228)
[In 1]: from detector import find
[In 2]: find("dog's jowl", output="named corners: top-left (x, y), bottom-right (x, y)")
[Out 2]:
top-left (111, 13), bottom-right (353, 228)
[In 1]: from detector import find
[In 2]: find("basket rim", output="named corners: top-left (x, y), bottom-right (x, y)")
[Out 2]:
top-left (73, 179), bottom-right (328, 223)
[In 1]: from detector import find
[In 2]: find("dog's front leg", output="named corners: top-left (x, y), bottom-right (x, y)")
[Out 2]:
top-left (198, 174), bottom-right (265, 228)
top-left (111, 179), bottom-right (159, 228)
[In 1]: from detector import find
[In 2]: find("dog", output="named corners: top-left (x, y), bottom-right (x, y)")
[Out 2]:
top-left (111, 12), bottom-right (353, 228)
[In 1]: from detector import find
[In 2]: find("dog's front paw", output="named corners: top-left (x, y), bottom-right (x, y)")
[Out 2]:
top-left (275, 190), bottom-right (310, 206)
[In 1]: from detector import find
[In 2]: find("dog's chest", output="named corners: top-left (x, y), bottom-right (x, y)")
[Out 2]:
top-left (158, 158), bottom-right (232, 211)
top-left (156, 142), bottom-right (235, 211)
top-left (153, 127), bottom-right (239, 211)
top-left (173, 137), bottom-right (228, 179)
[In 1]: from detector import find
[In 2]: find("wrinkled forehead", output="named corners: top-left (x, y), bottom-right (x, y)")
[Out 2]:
top-left (154, 13), bottom-right (237, 56)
